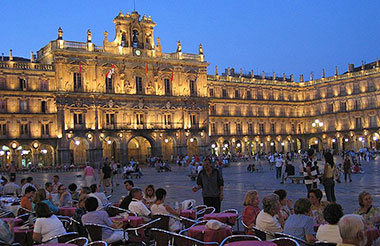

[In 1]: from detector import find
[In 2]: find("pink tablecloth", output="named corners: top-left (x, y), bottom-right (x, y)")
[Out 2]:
top-left (203, 213), bottom-right (238, 225)
top-left (188, 225), bottom-right (232, 243)
top-left (180, 209), bottom-right (196, 219)
top-left (35, 244), bottom-right (77, 246)
top-left (366, 228), bottom-right (380, 246)
top-left (111, 216), bottom-right (145, 228)
top-left (1, 217), bottom-right (23, 226)
top-left (58, 207), bottom-right (76, 217)
top-left (226, 241), bottom-right (277, 246)
top-left (14, 226), bottom-right (33, 245)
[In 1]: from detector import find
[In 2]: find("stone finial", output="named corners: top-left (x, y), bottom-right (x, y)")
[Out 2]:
top-left (310, 72), bottom-right (314, 81)
top-left (272, 72), bottom-right (276, 80)
top-left (240, 68), bottom-right (243, 77)
top-left (300, 74), bottom-right (304, 82)
top-left (335, 66), bottom-right (338, 76)
top-left (198, 44), bottom-right (203, 55)
top-left (361, 61), bottom-right (365, 70)
top-left (58, 27), bottom-right (63, 40)
top-left (377, 58), bottom-right (379, 67)
top-left (176, 40), bottom-right (182, 52)
top-left (322, 68), bottom-right (325, 78)
top-left (125, 12), bottom-right (130, 17)
top-left (227, 67), bottom-right (231, 76)
top-left (290, 74), bottom-right (294, 81)
top-left (262, 71), bottom-right (265, 79)
top-left (118, 11), bottom-right (124, 17)
top-left (283, 73), bottom-right (286, 81)
top-left (30, 51), bottom-right (34, 62)
top-left (9, 49), bottom-right (13, 61)
top-left (1, 53), bottom-right (4, 61)
top-left (156, 37), bottom-right (162, 52)
top-left (215, 65), bottom-right (218, 75)
top-left (104, 31), bottom-right (109, 42)
top-left (87, 29), bottom-right (92, 42)
top-left (148, 16), bottom-right (152, 21)
top-left (143, 15), bottom-right (147, 20)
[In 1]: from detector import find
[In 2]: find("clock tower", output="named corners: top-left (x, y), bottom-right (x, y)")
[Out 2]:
top-left (103, 11), bottom-right (159, 57)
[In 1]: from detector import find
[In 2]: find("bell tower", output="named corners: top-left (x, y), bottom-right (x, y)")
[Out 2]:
top-left (103, 11), bottom-right (157, 56)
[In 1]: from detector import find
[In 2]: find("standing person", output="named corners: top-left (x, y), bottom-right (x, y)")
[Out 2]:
top-left (322, 152), bottom-right (336, 202)
top-left (343, 155), bottom-right (352, 182)
top-left (102, 162), bottom-right (113, 193)
top-left (268, 154), bottom-right (275, 170)
top-left (275, 155), bottom-right (283, 179)
top-left (83, 163), bottom-right (96, 187)
top-left (8, 161), bottom-right (17, 180)
top-left (192, 160), bottom-right (224, 212)
top-left (303, 149), bottom-right (319, 192)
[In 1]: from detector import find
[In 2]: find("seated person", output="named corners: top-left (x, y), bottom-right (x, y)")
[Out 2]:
top-left (0, 219), bottom-right (14, 245)
top-left (68, 183), bottom-right (80, 201)
top-left (21, 186), bottom-right (36, 212)
top-left (242, 190), bottom-right (261, 229)
top-left (316, 203), bottom-right (344, 244)
top-left (73, 195), bottom-right (88, 237)
top-left (3, 176), bottom-right (20, 196)
top-left (150, 188), bottom-right (181, 232)
top-left (33, 202), bottom-right (67, 243)
top-left (90, 184), bottom-right (109, 207)
top-left (33, 188), bottom-right (59, 213)
top-left (128, 188), bottom-right (152, 222)
top-left (57, 184), bottom-right (73, 207)
top-left (256, 193), bottom-right (284, 238)
top-left (338, 214), bottom-right (368, 246)
top-left (81, 197), bottom-right (125, 244)
top-left (284, 198), bottom-right (316, 243)
top-left (143, 185), bottom-right (156, 208)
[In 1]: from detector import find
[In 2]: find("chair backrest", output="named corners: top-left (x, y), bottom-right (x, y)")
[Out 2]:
top-left (220, 235), bottom-right (262, 246)
top-left (274, 232), bottom-right (311, 246)
top-left (179, 216), bottom-right (198, 229)
top-left (85, 224), bottom-right (103, 242)
top-left (271, 237), bottom-right (300, 246)
top-left (106, 205), bottom-right (123, 217)
top-left (194, 205), bottom-right (207, 212)
top-left (0, 210), bottom-right (14, 218)
top-left (172, 231), bottom-right (219, 246)
top-left (222, 209), bottom-right (239, 215)
top-left (151, 228), bottom-right (173, 246)
top-left (57, 232), bottom-right (79, 243)
top-left (66, 237), bottom-right (89, 246)
top-left (204, 207), bottom-right (216, 215)
top-left (152, 214), bottom-right (171, 230)
top-left (88, 241), bottom-right (108, 246)
top-left (252, 226), bottom-right (272, 240)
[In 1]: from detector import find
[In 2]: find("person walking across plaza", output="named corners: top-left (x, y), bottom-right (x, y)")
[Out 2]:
top-left (275, 154), bottom-right (284, 179)
top-left (322, 152), bottom-right (336, 202)
top-left (303, 149), bottom-right (319, 192)
top-left (192, 159), bottom-right (224, 212)
top-left (83, 162), bottom-right (96, 187)
top-left (343, 155), bottom-right (352, 182)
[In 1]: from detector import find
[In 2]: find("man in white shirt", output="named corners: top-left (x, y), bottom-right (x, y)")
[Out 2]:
top-left (3, 176), bottom-right (20, 196)
top-left (128, 188), bottom-right (151, 222)
top-left (256, 193), bottom-right (284, 239)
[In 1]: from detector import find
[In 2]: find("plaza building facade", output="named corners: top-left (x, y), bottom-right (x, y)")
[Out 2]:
top-left (0, 11), bottom-right (379, 167)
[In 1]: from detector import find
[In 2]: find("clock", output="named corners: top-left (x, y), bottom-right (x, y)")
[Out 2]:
top-left (135, 49), bottom-right (141, 56)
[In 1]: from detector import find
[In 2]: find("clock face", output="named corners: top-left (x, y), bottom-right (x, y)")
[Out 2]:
top-left (135, 49), bottom-right (141, 56)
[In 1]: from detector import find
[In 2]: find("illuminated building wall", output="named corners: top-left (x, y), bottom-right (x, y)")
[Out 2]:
top-left (0, 11), bottom-right (379, 167)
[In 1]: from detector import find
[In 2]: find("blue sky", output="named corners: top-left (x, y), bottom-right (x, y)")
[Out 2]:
top-left (1, 0), bottom-right (380, 80)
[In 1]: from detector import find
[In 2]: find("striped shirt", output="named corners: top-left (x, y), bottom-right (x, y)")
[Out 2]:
top-left (303, 158), bottom-right (319, 185)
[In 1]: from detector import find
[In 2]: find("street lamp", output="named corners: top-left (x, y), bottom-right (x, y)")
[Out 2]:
top-left (312, 119), bottom-right (324, 128)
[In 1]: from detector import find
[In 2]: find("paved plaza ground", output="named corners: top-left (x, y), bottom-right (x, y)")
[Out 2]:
top-left (13, 155), bottom-right (380, 214)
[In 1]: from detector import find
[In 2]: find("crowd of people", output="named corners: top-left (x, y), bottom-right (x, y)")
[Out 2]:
top-left (0, 148), bottom-right (378, 245)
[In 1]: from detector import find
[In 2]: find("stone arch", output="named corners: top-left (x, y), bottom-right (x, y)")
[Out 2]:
top-left (102, 136), bottom-right (120, 162)
top-left (127, 135), bottom-right (155, 164)
top-left (161, 136), bottom-right (177, 161)
top-left (0, 145), bottom-right (11, 168)
top-left (38, 144), bottom-right (55, 167)
top-left (308, 137), bottom-right (322, 151)
top-left (69, 137), bottom-right (89, 165)
top-left (15, 144), bottom-right (33, 168)
top-left (187, 137), bottom-right (199, 157)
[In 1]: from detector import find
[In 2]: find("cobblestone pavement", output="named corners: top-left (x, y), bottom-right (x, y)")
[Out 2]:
top-left (12, 156), bottom-right (380, 214)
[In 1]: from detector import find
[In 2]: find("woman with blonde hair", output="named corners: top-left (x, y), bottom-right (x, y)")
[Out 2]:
top-left (143, 184), bottom-right (156, 207)
top-left (242, 190), bottom-right (261, 228)
top-left (33, 188), bottom-right (58, 213)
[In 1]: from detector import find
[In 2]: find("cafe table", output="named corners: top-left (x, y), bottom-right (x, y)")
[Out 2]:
top-left (1, 217), bottom-right (24, 226)
top-left (188, 224), bottom-right (232, 244)
top-left (224, 241), bottom-right (277, 246)
top-left (203, 212), bottom-right (238, 225)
